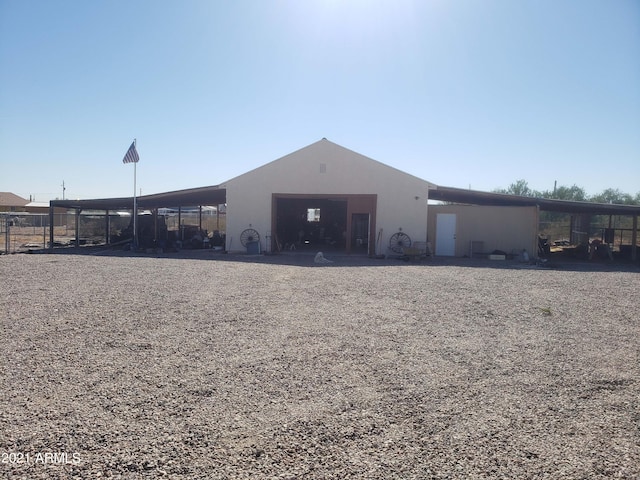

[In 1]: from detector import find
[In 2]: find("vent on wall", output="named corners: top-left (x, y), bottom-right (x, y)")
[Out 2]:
top-left (319, 163), bottom-right (327, 173)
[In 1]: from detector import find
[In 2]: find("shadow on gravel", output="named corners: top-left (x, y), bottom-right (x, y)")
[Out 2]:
top-left (21, 246), bottom-right (640, 272)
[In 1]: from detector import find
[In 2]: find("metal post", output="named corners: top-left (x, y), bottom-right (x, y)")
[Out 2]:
top-left (49, 206), bottom-right (54, 249)
top-left (105, 210), bottom-right (110, 245)
top-left (133, 161), bottom-right (137, 249)
top-left (75, 209), bottom-right (80, 247)
top-left (153, 208), bottom-right (158, 244)
top-left (4, 215), bottom-right (9, 254)
top-left (632, 215), bottom-right (638, 262)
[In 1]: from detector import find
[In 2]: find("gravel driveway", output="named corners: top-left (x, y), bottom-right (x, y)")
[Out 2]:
top-left (1, 252), bottom-right (638, 479)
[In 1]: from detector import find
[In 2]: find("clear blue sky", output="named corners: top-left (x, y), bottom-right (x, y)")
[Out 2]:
top-left (1, 0), bottom-right (639, 202)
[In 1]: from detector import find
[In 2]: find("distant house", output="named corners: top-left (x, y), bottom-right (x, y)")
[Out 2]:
top-left (25, 201), bottom-right (55, 214)
top-left (0, 192), bottom-right (28, 212)
top-left (1, 195), bottom-right (67, 228)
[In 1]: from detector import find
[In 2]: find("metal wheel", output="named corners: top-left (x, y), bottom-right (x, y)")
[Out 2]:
top-left (240, 228), bottom-right (260, 247)
top-left (389, 231), bottom-right (411, 254)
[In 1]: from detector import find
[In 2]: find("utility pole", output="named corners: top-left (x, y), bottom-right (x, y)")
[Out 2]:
top-left (61, 181), bottom-right (66, 200)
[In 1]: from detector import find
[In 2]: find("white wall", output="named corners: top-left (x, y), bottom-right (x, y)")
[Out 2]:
top-left (428, 205), bottom-right (539, 257)
top-left (222, 139), bottom-right (433, 253)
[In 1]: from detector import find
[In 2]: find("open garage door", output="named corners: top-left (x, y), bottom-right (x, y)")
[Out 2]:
top-left (272, 194), bottom-right (376, 255)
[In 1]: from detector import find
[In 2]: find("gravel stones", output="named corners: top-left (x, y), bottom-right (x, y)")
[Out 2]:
top-left (1, 253), bottom-right (639, 478)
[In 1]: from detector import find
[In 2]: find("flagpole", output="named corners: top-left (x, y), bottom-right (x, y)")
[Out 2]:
top-left (133, 139), bottom-right (138, 249)
top-left (122, 138), bottom-right (140, 249)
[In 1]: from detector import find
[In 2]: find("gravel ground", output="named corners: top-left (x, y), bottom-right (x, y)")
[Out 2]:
top-left (1, 251), bottom-right (639, 479)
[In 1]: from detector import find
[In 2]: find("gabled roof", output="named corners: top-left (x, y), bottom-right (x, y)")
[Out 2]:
top-left (0, 192), bottom-right (29, 207)
top-left (223, 138), bottom-right (436, 189)
top-left (47, 139), bottom-right (638, 217)
top-left (50, 139), bottom-right (435, 211)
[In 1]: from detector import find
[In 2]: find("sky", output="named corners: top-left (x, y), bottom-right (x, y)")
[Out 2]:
top-left (1, 0), bottom-right (639, 202)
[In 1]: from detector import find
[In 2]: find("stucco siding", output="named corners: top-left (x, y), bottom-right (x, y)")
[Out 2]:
top-left (222, 139), bottom-right (433, 253)
top-left (428, 205), bottom-right (538, 257)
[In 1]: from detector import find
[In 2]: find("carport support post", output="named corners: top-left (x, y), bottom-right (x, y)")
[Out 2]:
top-left (178, 207), bottom-right (182, 239)
top-left (632, 215), bottom-right (638, 262)
top-left (75, 208), bottom-right (81, 247)
top-left (153, 209), bottom-right (158, 244)
top-left (105, 210), bottom-right (110, 245)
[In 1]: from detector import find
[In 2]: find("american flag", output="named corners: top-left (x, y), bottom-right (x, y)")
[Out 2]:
top-left (122, 141), bottom-right (139, 164)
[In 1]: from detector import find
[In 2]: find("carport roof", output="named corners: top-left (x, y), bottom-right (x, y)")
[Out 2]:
top-left (428, 185), bottom-right (640, 216)
top-left (49, 185), bottom-right (226, 210)
top-left (48, 181), bottom-right (639, 217)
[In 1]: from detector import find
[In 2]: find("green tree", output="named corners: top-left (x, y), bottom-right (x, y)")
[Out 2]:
top-left (590, 188), bottom-right (634, 205)
top-left (537, 184), bottom-right (588, 225)
top-left (538, 184), bottom-right (587, 201)
top-left (495, 180), bottom-right (640, 205)
top-left (493, 179), bottom-right (538, 197)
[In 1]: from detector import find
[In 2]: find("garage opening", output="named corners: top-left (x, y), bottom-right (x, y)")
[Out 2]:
top-left (274, 197), bottom-right (348, 252)
top-left (272, 194), bottom-right (376, 254)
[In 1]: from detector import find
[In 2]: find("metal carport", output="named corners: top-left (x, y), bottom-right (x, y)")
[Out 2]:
top-left (49, 185), bottom-right (227, 248)
top-left (428, 185), bottom-right (640, 261)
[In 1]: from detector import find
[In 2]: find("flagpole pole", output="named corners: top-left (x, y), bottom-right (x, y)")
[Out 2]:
top-left (133, 139), bottom-right (138, 249)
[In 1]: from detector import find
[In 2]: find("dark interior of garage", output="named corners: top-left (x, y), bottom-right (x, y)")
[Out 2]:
top-left (275, 197), bottom-right (348, 251)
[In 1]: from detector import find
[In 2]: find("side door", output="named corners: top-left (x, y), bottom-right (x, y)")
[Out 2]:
top-left (435, 213), bottom-right (456, 256)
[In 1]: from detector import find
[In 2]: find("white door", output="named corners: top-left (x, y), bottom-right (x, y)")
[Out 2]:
top-left (435, 213), bottom-right (456, 256)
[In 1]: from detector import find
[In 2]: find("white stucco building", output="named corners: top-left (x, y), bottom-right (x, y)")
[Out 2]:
top-left (221, 138), bottom-right (435, 255)
top-left (51, 138), bottom-right (640, 261)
